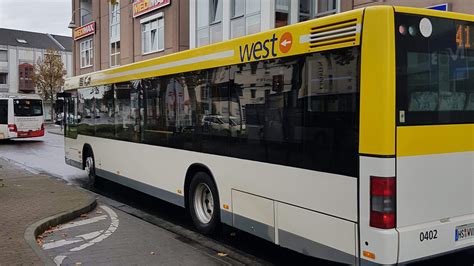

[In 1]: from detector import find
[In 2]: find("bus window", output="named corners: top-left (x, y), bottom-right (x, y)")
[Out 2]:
top-left (115, 82), bottom-right (140, 142)
top-left (77, 87), bottom-right (96, 136)
top-left (95, 85), bottom-right (115, 138)
top-left (229, 47), bottom-right (360, 177)
top-left (396, 14), bottom-right (474, 125)
top-left (13, 99), bottom-right (43, 116)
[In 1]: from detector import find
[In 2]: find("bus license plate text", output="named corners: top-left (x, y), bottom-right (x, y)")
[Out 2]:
top-left (455, 223), bottom-right (474, 242)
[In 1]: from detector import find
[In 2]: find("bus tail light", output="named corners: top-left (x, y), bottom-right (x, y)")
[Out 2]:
top-left (8, 124), bottom-right (17, 132)
top-left (41, 123), bottom-right (45, 130)
top-left (370, 176), bottom-right (396, 229)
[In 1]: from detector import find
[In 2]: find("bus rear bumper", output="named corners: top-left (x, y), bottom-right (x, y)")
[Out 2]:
top-left (15, 129), bottom-right (44, 138)
top-left (397, 213), bottom-right (474, 263)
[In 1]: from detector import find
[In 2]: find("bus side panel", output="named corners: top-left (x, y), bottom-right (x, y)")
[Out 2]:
top-left (277, 202), bottom-right (357, 264)
top-left (69, 134), bottom-right (359, 256)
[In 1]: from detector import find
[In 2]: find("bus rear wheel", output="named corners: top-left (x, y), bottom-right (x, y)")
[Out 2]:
top-left (188, 172), bottom-right (220, 235)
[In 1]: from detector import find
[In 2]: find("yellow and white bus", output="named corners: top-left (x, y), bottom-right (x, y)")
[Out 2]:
top-left (63, 6), bottom-right (474, 264)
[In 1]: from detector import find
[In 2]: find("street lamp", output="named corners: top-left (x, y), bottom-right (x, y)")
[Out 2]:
top-left (68, 7), bottom-right (92, 29)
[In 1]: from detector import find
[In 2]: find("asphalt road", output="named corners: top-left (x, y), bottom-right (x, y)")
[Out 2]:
top-left (1, 125), bottom-right (472, 265)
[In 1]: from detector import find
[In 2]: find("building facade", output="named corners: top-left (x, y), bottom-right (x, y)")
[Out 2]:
top-left (190, 0), bottom-right (474, 48)
top-left (71, 0), bottom-right (189, 76)
top-left (0, 28), bottom-right (72, 94)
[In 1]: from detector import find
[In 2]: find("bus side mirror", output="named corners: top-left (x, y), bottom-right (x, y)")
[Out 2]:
top-left (56, 92), bottom-right (72, 98)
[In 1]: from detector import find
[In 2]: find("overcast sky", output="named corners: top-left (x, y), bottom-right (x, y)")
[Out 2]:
top-left (0, 0), bottom-right (72, 36)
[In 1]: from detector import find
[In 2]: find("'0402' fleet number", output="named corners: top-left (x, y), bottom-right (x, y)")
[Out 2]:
top-left (419, 230), bottom-right (438, 242)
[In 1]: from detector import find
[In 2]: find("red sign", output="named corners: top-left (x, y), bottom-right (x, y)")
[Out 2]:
top-left (279, 32), bottom-right (293, 54)
top-left (133, 0), bottom-right (171, 18)
top-left (74, 21), bottom-right (95, 40)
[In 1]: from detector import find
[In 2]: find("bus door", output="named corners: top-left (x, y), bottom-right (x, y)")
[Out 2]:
top-left (64, 96), bottom-right (78, 139)
top-left (0, 99), bottom-right (8, 139)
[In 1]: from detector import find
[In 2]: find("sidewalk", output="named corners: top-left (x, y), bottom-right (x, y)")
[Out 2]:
top-left (45, 123), bottom-right (63, 136)
top-left (0, 158), bottom-right (95, 265)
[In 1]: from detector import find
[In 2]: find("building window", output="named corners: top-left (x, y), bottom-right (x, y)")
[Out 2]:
top-left (299, 0), bottom-right (311, 22)
top-left (110, 0), bottom-right (120, 67)
top-left (19, 63), bottom-right (34, 92)
top-left (299, 0), bottom-right (340, 22)
top-left (316, 0), bottom-right (338, 17)
top-left (231, 0), bottom-right (261, 39)
top-left (141, 14), bottom-right (164, 54)
top-left (110, 41), bottom-right (121, 67)
top-left (0, 50), bottom-right (7, 62)
top-left (196, 0), bottom-right (223, 47)
top-left (80, 0), bottom-right (92, 25)
top-left (275, 0), bottom-right (290, 28)
top-left (80, 38), bottom-right (93, 68)
top-left (0, 73), bottom-right (7, 85)
top-left (231, 0), bottom-right (245, 17)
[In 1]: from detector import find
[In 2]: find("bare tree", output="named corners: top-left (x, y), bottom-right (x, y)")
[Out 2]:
top-left (32, 49), bottom-right (66, 122)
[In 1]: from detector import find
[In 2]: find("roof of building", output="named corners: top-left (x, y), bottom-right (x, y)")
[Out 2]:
top-left (0, 28), bottom-right (72, 52)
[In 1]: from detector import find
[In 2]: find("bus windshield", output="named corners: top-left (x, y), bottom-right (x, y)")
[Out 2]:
top-left (396, 13), bottom-right (474, 125)
top-left (14, 99), bottom-right (43, 117)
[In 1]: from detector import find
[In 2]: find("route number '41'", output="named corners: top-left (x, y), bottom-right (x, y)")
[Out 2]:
top-left (456, 25), bottom-right (471, 49)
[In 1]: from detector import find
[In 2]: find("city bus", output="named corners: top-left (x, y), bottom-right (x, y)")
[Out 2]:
top-left (63, 6), bottom-right (474, 264)
top-left (0, 93), bottom-right (44, 139)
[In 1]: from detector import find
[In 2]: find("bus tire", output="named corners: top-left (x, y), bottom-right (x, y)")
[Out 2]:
top-left (188, 172), bottom-right (220, 235)
top-left (84, 148), bottom-right (96, 187)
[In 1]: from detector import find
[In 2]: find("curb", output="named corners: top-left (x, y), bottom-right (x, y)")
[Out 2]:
top-left (24, 195), bottom-right (97, 265)
top-left (46, 130), bottom-right (63, 136)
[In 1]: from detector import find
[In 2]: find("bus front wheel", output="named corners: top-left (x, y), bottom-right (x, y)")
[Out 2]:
top-left (188, 172), bottom-right (220, 235)
top-left (84, 149), bottom-right (96, 187)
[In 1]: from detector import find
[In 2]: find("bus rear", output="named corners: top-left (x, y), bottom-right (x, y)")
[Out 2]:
top-left (0, 94), bottom-right (44, 139)
top-left (360, 7), bottom-right (474, 264)
top-left (395, 8), bottom-right (474, 263)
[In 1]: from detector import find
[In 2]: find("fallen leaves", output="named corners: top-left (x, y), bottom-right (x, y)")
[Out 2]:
top-left (217, 252), bottom-right (228, 257)
top-left (36, 236), bottom-right (43, 247)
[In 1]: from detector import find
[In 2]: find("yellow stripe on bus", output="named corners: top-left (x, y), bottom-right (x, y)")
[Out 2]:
top-left (397, 124), bottom-right (474, 157)
top-left (65, 9), bottom-right (364, 90)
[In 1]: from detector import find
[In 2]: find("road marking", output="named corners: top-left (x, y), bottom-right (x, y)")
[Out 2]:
top-left (42, 231), bottom-right (104, 250)
top-left (53, 255), bottom-right (67, 265)
top-left (69, 205), bottom-right (119, 252)
top-left (78, 230), bottom-right (104, 240)
top-left (43, 239), bottom-right (83, 250)
top-left (58, 215), bottom-right (107, 230)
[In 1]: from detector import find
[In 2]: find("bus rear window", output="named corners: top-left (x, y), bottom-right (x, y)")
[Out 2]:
top-left (396, 14), bottom-right (474, 125)
top-left (14, 99), bottom-right (43, 117)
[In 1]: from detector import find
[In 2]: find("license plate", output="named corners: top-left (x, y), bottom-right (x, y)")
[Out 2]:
top-left (455, 223), bottom-right (474, 242)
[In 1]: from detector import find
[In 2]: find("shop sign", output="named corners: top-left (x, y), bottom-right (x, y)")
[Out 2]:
top-left (74, 21), bottom-right (96, 40)
top-left (133, 0), bottom-right (170, 18)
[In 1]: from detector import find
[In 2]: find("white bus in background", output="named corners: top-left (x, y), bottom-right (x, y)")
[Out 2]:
top-left (0, 93), bottom-right (45, 140)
